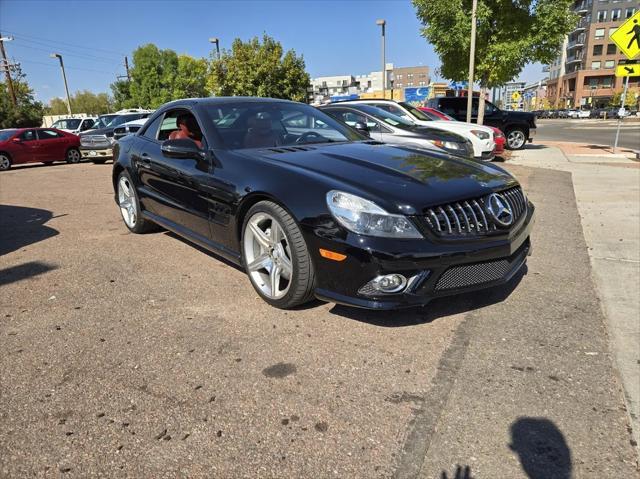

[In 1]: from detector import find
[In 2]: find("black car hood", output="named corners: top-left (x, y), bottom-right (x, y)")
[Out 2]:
top-left (249, 142), bottom-right (517, 214)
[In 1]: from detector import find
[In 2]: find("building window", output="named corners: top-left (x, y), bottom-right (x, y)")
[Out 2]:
top-left (595, 28), bottom-right (605, 39)
top-left (626, 8), bottom-right (637, 18)
top-left (609, 27), bottom-right (617, 37)
top-left (602, 77), bottom-right (613, 88)
top-left (396, 74), bottom-right (402, 80)
top-left (607, 43), bottom-right (617, 54)
top-left (589, 78), bottom-right (599, 87)
top-left (593, 44), bottom-right (603, 55)
top-left (591, 61), bottom-right (601, 69)
top-left (612, 8), bottom-right (621, 20)
top-left (605, 60), bottom-right (615, 68)
top-left (596, 10), bottom-right (607, 22)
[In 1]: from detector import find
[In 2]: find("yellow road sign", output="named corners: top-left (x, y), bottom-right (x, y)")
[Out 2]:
top-left (616, 64), bottom-right (640, 77)
top-left (610, 10), bottom-right (640, 60)
top-left (511, 102), bottom-right (519, 110)
top-left (511, 91), bottom-right (521, 101)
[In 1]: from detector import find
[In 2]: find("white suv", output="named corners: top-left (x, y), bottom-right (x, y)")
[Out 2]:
top-left (50, 117), bottom-right (97, 134)
top-left (342, 99), bottom-right (496, 161)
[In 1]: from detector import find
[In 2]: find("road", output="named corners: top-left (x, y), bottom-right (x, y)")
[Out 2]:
top-left (1, 162), bottom-right (638, 477)
top-left (535, 119), bottom-right (640, 151)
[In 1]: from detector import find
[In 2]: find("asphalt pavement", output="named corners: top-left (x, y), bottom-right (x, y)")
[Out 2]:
top-left (535, 119), bottom-right (640, 151)
top-left (1, 161), bottom-right (638, 478)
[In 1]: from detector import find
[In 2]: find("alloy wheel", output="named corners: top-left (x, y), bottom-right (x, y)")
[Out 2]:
top-left (0, 155), bottom-right (10, 171)
top-left (118, 176), bottom-right (137, 228)
top-left (243, 213), bottom-right (293, 300)
top-left (507, 130), bottom-right (526, 149)
top-left (67, 149), bottom-right (81, 163)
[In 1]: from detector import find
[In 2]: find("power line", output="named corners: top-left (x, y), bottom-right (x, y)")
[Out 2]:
top-left (1, 29), bottom-right (126, 57)
top-left (18, 58), bottom-right (119, 75)
top-left (10, 42), bottom-right (123, 66)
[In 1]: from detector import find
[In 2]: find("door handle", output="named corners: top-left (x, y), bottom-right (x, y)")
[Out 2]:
top-left (141, 152), bottom-right (151, 163)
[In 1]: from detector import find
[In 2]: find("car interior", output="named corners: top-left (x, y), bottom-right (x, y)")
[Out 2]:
top-left (159, 111), bottom-right (204, 149)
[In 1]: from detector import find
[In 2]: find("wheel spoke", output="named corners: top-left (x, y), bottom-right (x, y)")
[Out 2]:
top-left (270, 222), bottom-right (282, 245)
top-left (270, 264), bottom-right (281, 297)
top-left (249, 221), bottom-right (271, 249)
top-left (247, 253), bottom-right (271, 272)
top-left (279, 251), bottom-right (292, 279)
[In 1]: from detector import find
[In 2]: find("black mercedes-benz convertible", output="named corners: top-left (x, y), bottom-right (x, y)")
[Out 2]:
top-left (112, 97), bottom-right (534, 310)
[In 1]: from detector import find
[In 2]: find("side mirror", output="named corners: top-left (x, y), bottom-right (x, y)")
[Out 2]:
top-left (353, 122), bottom-right (370, 138)
top-left (161, 138), bottom-right (205, 160)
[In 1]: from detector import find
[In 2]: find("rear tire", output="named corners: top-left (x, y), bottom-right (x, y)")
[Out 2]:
top-left (66, 148), bottom-right (81, 164)
top-left (241, 201), bottom-right (315, 309)
top-left (116, 171), bottom-right (158, 234)
top-left (0, 154), bottom-right (11, 171)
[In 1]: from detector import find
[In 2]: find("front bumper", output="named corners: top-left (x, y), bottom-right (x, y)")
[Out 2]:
top-left (80, 146), bottom-right (113, 159)
top-left (303, 203), bottom-right (535, 310)
top-left (476, 149), bottom-right (496, 162)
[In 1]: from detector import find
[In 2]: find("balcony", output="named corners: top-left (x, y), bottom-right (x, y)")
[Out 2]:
top-left (573, 0), bottom-right (591, 14)
top-left (572, 18), bottom-right (588, 32)
top-left (566, 53), bottom-right (583, 64)
top-left (567, 35), bottom-right (586, 49)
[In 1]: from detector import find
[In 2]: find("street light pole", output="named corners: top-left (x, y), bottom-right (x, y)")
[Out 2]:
top-left (376, 19), bottom-right (386, 99)
top-left (50, 53), bottom-right (72, 116)
top-left (209, 37), bottom-right (220, 59)
top-left (466, 0), bottom-right (478, 123)
top-left (0, 33), bottom-right (17, 106)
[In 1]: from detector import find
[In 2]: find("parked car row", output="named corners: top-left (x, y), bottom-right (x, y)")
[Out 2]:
top-left (533, 108), bottom-right (638, 119)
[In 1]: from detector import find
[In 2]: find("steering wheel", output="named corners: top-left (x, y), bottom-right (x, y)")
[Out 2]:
top-left (295, 131), bottom-right (326, 144)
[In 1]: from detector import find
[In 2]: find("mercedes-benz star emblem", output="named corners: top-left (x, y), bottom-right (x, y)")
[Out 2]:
top-left (485, 193), bottom-right (513, 227)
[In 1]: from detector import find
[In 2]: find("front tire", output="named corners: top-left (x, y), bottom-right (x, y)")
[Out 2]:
top-left (66, 148), bottom-right (81, 164)
top-left (0, 154), bottom-right (11, 171)
top-left (241, 201), bottom-right (315, 309)
top-left (117, 171), bottom-right (157, 234)
top-left (506, 127), bottom-right (527, 150)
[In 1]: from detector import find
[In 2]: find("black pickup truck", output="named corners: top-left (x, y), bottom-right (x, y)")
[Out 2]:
top-left (427, 97), bottom-right (536, 150)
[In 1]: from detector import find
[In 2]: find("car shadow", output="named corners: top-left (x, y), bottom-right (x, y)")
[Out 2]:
top-left (328, 266), bottom-right (526, 327)
top-left (523, 144), bottom-right (548, 150)
top-left (0, 204), bottom-right (60, 256)
top-left (164, 231), bottom-right (245, 273)
top-left (0, 261), bottom-right (57, 287)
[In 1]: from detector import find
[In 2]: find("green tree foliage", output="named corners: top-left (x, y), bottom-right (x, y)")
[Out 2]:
top-left (207, 35), bottom-right (310, 102)
top-left (173, 55), bottom-right (208, 99)
top-left (0, 66), bottom-right (44, 128)
top-left (609, 87), bottom-right (639, 108)
top-left (110, 44), bottom-right (208, 109)
top-left (413, 0), bottom-right (577, 123)
top-left (47, 90), bottom-right (113, 115)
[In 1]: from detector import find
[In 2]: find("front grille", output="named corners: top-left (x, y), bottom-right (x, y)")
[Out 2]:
top-left (81, 134), bottom-right (110, 148)
top-left (421, 186), bottom-right (526, 238)
top-left (435, 259), bottom-right (511, 291)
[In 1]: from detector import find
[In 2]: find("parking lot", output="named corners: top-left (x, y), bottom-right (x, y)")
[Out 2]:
top-left (536, 118), bottom-right (640, 151)
top-left (1, 160), bottom-right (638, 478)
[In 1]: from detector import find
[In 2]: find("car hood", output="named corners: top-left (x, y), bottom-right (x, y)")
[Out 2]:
top-left (247, 142), bottom-right (517, 214)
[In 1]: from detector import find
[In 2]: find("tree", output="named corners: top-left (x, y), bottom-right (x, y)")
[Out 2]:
top-left (413, 0), bottom-right (577, 124)
top-left (110, 44), bottom-right (208, 109)
top-left (207, 34), bottom-right (310, 102)
top-left (609, 87), bottom-right (640, 108)
top-left (0, 66), bottom-right (44, 128)
top-left (47, 90), bottom-right (113, 115)
top-left (173, 55), bottom-right (208, 99)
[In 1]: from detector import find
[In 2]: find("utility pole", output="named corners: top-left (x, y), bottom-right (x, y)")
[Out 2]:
top-left (376, 20), bottom-right (386, 99)
top-left (50, 53), bottom-right (72, 116)
top-left (466, 0), bottom-right (478, 123)
top-left (124, 56), bottom-right (130, 81)
top-left (0, 33), bottom-right (17, 106)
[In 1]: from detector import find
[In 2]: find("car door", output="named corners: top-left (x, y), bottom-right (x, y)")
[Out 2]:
top-left (481, 101), bottom-right (503, 130)
top-left (135, 109), bottom-right (212, 240)
top-left (36, 129), bottom-right (67, 161)
top-left (326, 108), bottom-right (385, 141)
top-left (13, 129), bottom-right (41, 163)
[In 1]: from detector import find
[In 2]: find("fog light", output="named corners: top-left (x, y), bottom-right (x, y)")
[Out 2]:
top-left (358, 274), bottom-right (408, 295)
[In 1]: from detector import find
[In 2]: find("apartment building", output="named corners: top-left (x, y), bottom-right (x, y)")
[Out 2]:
top-left (546, 0), bottom-right (639, 109)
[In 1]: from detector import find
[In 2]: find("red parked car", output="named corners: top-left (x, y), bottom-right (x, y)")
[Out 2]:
top-left (0, 127), bottom-right (81, 171)
top-left (418, 106), bottom-right (505, 156)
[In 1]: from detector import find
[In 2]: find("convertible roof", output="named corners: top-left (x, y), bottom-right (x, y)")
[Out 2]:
top-left (162, 97), bottom-right (300, 108)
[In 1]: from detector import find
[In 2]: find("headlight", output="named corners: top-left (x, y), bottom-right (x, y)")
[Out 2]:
top-left (429, 139), bottom-right (462, 150)
top-left (326, 190), bottom-right (422, 239)
top-left (471, 129), bottom-right (490, 140)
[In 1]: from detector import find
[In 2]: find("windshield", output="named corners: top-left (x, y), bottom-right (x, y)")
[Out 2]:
top-left (348, 104), bottom-right (417, 131)
top-left (106, 114), bottom-right (146, 128)
top-left (202, 101), bottom-right (364, 149)
top-left (399, 102), bottom-right (433, 121)
top-left (0, 129), bottom-right (18, 141)
top-left (94, 115), bottom-right (118, 129)
top-left (52, 119), bottom-right (81, 130)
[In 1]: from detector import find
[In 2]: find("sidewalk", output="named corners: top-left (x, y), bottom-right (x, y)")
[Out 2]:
top-left (539, 141), bottom-right (639, 159)
top-left (509, 143), bottom-right (640, 452)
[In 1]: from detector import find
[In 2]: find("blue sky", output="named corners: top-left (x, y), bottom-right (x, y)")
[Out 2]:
top-left (1, 0), bottom-right (545, 104)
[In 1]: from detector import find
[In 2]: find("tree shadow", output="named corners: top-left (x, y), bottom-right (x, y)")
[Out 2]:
top-left (0, 261), bottom-right (57, 287)
top-left (328, 266), bottom-right (525, 327)
top-left (524, 144), bottom-right (548, 150)
top-left (509, 417), bottom-right (572, 479)
top-left (0, 204), bottom-right (60, 256)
